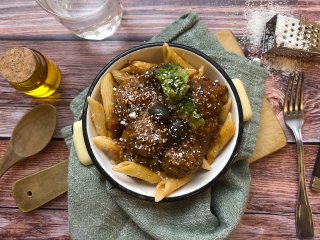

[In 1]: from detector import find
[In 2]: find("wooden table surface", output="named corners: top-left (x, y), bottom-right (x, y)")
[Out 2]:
top-left (0, 0), bottom-right (320, 239)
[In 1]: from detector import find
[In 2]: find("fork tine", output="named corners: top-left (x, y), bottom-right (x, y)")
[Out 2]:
top-left (294, 72), bottom-right (304, 113)
top-left (299, 72), bottom-right (304, 112)
top-left (284, 75), bottom-right (292, 113)
top-left (287, 75), bottom-right (295, 113)
top-left (294, 73), bottom-right (299, 112)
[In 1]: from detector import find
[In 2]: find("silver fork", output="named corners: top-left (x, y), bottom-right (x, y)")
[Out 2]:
top-left (283, 72), bottom-right (314, 239)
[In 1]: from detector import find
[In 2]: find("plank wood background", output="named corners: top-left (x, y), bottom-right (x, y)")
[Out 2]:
top-left (0, 0), bottom-right (319, 239)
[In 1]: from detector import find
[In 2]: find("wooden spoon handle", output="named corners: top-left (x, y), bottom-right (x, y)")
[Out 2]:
top-left (12, 160), bottom-right (68, 212)
top-left (0, 144), bottom-right (22, 177)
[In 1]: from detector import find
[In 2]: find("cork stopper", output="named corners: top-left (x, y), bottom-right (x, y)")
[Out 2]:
top-left (0, 47), bottom-right (37, 83)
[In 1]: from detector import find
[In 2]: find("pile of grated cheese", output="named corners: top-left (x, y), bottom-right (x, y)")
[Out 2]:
top-left (244, 0), bottom-right (292, 47)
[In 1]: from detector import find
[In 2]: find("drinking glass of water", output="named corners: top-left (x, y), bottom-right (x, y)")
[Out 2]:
top-left (35, 0), bottom-right (123, 40)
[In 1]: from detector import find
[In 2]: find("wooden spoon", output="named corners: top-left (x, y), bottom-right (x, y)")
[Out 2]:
top-left (12, 160), bottom-right (68, 212)
top-left (0, 104), bottom-right (56, 177)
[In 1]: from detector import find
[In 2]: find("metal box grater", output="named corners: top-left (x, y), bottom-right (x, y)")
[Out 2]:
top-left (262, 14), bottom-right (320, 58)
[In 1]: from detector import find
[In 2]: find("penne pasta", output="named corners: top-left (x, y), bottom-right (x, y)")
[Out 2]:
top-left (193, 65), bottom-right (205, 79)
top-left (162, 43), bottom-right (197, 76)
top-left (120, 64), bottom-right (141, 75)
top-left (155, 175), bottom-right (193, 202)
top-left (121, 61), bottom-right (156, 74)
top-left (87, 96), bottom-right (108, 136)
top-left (232, 78), bottom-right (252, 121)
top-left (93, 136), bottom-right (123, 162)
top-left (201, 158), bottom-right (212, 171)
top-left (100, 73), bottom-right (114, 135)
top-left (111, 70), bottom-right (132, 85)
top-left (198, 65), bottom-right (204, 77)
top-left (113, 161), bottom-right (162, 184)
top-left (219, 97), bottom-right (232, 124)
top-left (154, 181), bottom-right (166, 202)
top-left (207, 112), bottom-right (236, 164)
top-left (132, 61), bottom-right (157, 72)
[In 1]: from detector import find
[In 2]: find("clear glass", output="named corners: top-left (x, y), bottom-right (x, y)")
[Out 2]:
top-left (35, 0), bottom-right (123, 40)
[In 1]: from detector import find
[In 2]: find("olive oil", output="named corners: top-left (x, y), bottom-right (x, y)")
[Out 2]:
top-left (0, 47), bottom-right (61, 98)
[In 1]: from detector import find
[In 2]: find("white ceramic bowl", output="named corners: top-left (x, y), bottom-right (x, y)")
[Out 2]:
top-left (82, 42), bottom-right (243, 201)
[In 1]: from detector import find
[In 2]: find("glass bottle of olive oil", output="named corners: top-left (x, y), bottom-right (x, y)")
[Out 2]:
top-left (0, 47), bottom-right (61, 98)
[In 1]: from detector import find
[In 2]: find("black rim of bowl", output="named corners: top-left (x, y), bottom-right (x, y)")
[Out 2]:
top-left (82, 42), bottom-right (244, 202)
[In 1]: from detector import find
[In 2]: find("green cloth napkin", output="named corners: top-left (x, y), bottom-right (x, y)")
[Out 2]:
top-left (62, 12), bottom-right (268, 240)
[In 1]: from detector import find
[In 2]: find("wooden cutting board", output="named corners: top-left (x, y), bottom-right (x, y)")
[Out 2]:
top-left (215, 30), bottom-right (287, 163)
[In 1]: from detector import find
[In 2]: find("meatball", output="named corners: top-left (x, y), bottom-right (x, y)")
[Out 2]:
top-left (138, 66), bottom-right (163, 93)
top-left (188, 76), bottom-right (227, 153)
top-left (114, 77), bottom-right (164, 118)
top-left (121, 115), bottom-right (167, 158)
top-left (161, 137), bottom-right (203, 178)
top-left (112, 77), bottom-right (164, 137)
top-left (189, 76), bottom-right (227, 119)
top-left (195, 118), bottom-right (220, 153)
